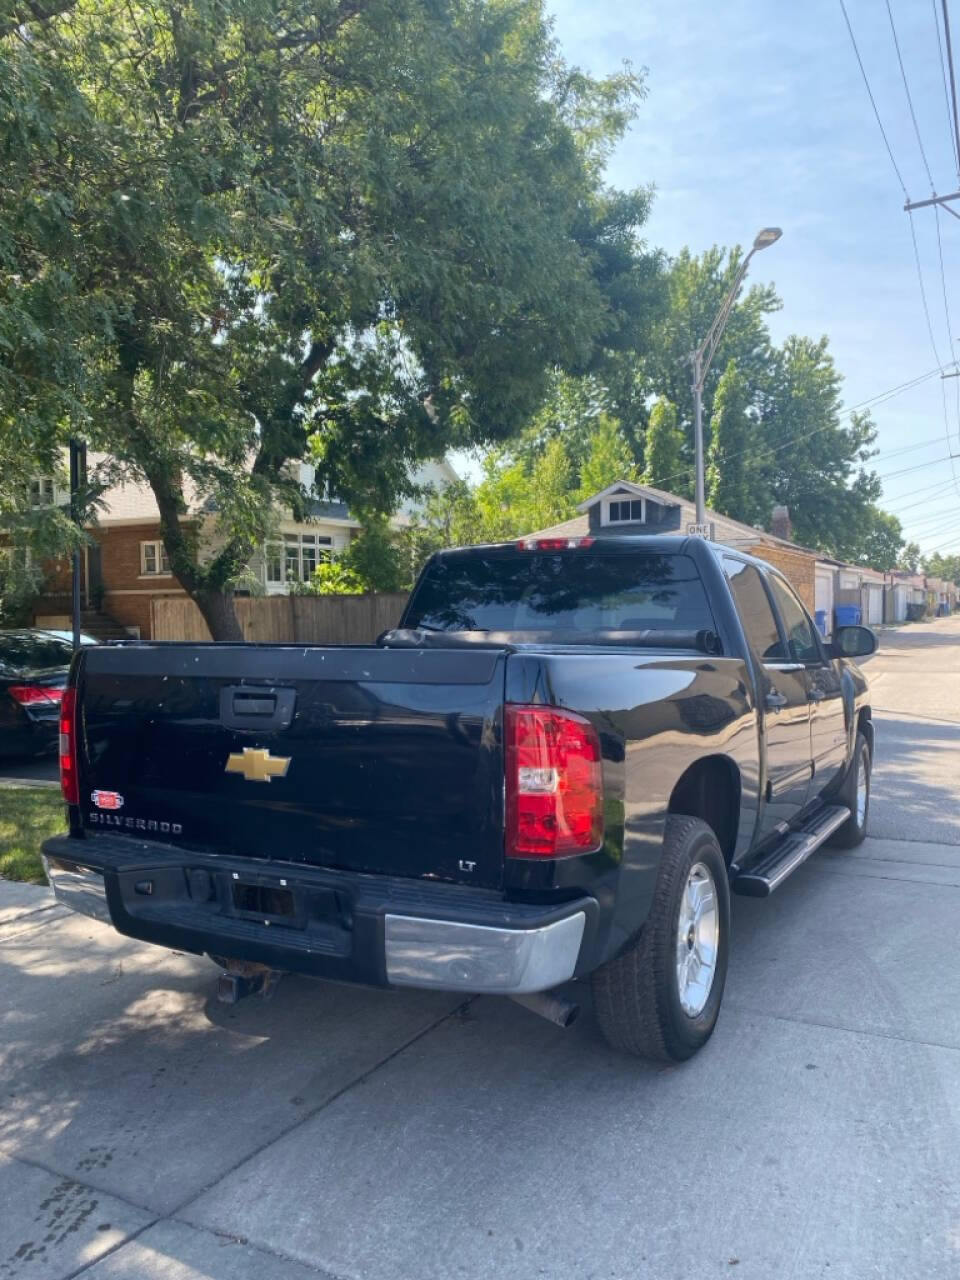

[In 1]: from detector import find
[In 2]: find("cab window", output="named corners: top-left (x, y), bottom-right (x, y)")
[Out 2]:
top-left (722, 558), bottom-right (784, 661)
top-left (765, 574), bottom-right (822, 664)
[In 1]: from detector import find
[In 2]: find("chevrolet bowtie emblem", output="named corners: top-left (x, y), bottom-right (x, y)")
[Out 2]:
top-left (225, 747), bottom-right (291, 783)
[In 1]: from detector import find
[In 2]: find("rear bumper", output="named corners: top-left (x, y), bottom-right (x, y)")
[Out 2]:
top-left (41, 834), bottom-right (597, 995)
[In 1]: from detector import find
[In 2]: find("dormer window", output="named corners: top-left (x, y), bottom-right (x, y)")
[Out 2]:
top-left (604, 497), bottom-right (645, 525)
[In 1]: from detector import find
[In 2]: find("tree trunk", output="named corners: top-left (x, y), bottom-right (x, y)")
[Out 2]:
top-left (194, 589), bottom-right (244, 641)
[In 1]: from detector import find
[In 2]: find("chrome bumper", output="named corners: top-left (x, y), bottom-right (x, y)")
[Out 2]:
top-left (40, 843), bottom-right (589, 996)
top-left (384, 911), bottom-right (585, 994)
top-left (42, 856), bottom-right (110, 925)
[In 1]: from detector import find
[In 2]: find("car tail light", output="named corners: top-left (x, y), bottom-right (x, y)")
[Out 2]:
top-left (8, 684), bottom-right (64, 707)
top-left (516, 537), bottom-right (595, 551)
top-left (505, 704), bottom-right (603, 858)
top-left (59, 687), bottom-right (79, 804)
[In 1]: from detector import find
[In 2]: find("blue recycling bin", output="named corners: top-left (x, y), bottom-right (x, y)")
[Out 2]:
top-left (815, 609), bottom-right (828, 636)
top-left (834, 604), bottom-right (862, 627)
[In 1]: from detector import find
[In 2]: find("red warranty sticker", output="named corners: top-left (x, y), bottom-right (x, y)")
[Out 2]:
top-left (91, 790), bottom-right (124, 811)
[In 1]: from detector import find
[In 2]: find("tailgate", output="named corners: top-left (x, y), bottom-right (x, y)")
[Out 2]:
top-left (76, 644), bottom-right (507, 889)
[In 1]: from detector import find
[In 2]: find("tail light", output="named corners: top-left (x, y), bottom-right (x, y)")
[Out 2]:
top-left (505, 704), bottom-right (603, 858)
top-left (9, 684), bottom-right (64, 707)
top-left (59, 687), bottom-right (79, 804)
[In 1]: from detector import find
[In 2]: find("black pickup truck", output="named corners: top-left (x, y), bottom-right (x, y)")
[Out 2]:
top-left (43, 535), bottom-right (877, 1061)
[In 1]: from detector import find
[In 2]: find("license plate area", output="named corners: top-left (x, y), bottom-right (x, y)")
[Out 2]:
top-left (228, 874), bottom-right (308, 929)
top-left (232, 881), bottom-right (295, 921)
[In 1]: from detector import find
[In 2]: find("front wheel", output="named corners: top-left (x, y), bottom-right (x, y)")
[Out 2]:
top-left (592, 816), bottom-right (730, 1062)
top-left (827, 732), bottom-right (870, 849)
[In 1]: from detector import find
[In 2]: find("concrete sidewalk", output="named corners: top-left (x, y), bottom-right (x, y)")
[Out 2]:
top-left (1, 617), bottom-right (958, 1279)
top-left (3, 831), bottom-right (960, 1280)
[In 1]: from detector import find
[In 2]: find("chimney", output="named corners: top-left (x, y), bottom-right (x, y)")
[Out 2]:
top-left (771, 505), bottom-right (792, 541)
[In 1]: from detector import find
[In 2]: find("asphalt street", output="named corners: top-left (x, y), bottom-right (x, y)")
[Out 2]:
top-left (1, 616), bottom-right (958, 1280)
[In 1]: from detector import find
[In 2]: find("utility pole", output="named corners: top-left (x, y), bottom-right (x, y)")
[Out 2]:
top-left (69, 438), bottom-right (87, 652)
top-left (689, 227), bottom-right (783, 530)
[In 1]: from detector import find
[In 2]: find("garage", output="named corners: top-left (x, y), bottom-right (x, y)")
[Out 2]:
top-left (864, 581), bottom-right (883, 626)
top-left (814, 564), bottom-right (835, 635)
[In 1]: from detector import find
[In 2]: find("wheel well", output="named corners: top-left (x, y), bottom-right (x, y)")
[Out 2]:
top-left (668, 756), bottom-right (741, 865)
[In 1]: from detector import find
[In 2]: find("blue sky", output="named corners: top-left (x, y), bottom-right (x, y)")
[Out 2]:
top-left (463, 0), bottom-right (960, 556)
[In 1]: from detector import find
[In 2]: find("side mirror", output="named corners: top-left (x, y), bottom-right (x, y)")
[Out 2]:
top-left (831, 625), bottom-right (878, 659)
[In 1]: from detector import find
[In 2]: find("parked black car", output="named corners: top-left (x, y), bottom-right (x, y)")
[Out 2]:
top-left (0, 630), bottom-right (74, 757)
top-left (43, 537), bottom-right (878, 1061)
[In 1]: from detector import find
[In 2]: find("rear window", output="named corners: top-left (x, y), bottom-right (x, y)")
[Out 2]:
top-left (404, 550), bottom-right (716, 635)
top-left (0, 632), bottom-right (74, 674)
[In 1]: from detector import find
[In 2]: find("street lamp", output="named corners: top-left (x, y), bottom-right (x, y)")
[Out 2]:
top-left (690, 227), bottom-right (783, 530)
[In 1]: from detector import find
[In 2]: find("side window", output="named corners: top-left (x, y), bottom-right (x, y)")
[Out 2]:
top-left (766, 575), bottom-right (821, 664)
top-left (722, 558), bottom-right (785, 662)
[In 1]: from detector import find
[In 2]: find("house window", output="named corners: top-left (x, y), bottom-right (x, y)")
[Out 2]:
top-left (265, 532), bottom-right (334, 586)
top-left (29, 477), bottom-right (56, 507)
top-left (606, 498), bottom-right (645, 524)
top-left (265, 545), bottom-right (284, 585)
top-left (141, 541), bottom-right (171, 576)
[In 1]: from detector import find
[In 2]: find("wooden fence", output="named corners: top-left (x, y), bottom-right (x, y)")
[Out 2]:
top-left (151, 593), bottom-right (410, 644)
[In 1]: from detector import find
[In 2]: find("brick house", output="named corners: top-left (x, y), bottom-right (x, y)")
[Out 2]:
top-left (532, 480), bottom-right (823, 612)
top-left (27, 457), bottom-right (457, 639)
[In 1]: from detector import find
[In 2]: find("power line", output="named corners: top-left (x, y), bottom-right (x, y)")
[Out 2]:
top-left (933, 0), bottom-right (960, 181)
top-left (840, 0), bottom-right (910, 196)
top-left (907, 211), bottom-right (947, 366)
top-left (887, 0), bottom-right (935, 189)
top-left (875, 451), bottom-right (959, 480)
top-left (874, 431), bottom-right (954, 459)
top-left (915, 526), bottom-right (960, 553)
top-left (941, 0), bottom-right (960, 177)
top-left (932, 201), bottom-right (960, 456)
top-left (647, 364), bottom-right (945, 494)
top-left (881, 476), bottom-right (959, 509)
top-left (840, 0), bottom-right (960, 503)
top-left (897, 495), bottom-right (960, 523)
top-left (899, 506), bottom-right (960, 532)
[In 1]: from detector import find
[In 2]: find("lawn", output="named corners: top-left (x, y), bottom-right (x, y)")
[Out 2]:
top-left (0, 786), bottom-right (65, 883)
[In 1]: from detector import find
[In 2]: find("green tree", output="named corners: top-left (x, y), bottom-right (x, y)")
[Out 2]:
top-left (1, 0), bottom-right (654, 637)
top-left (898, 541), bottom-right (922, 573)
top-left (527, 438), bottom-right (577, 531)
top-left (759, 338), bottom-right (882, 558)
top-left (293, 561), bottom-right (367, 596)
top-left (923, 551), bottom-right (960, 581)
top-left (843, 507), bottom-right (905, 571)
top-left (577, 415), bottom-right (635, 500)
top-left (643, 397), bottom-right (686, 490)
top-left (706, 360), bottom-right (759, 521)
top-left (643, 246), bottom-right (780, 450)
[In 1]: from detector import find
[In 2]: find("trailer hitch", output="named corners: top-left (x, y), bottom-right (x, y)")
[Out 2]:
top-left (213, 958), bottom-right (285, 1005)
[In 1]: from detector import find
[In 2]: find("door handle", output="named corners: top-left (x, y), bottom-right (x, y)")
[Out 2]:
top-left (219, 685), bottom-right (296, 732)
top-left (764, 690), bottom-right (788, 711)
top-left (807, 688), bottom-right (825, 703)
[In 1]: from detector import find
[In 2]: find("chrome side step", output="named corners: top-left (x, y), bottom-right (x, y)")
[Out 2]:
top-left (733, 805), bottom-right (850, 898)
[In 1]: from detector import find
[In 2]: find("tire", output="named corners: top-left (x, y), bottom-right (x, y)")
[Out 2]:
top-left (827, 732), bottom-right (870, 849)
top-left (592, 815), bottom-right (730, 1062)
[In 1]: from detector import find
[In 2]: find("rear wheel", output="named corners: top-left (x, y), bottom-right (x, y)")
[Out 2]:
top-left (827, 732), bottom-right (870, 849)
top-left (592, 816), bottom-right (730, 1062)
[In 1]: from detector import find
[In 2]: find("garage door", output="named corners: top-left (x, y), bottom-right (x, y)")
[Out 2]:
top-left (814, 568), bottom-right (834, 634)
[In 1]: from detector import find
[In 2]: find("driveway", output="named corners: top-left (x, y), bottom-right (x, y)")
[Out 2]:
top-left (1, 617), bottom-right (959, 1279)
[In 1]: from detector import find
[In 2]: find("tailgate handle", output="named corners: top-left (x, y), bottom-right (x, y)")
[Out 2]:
top-left (220, 685), bottom-right (296, 732)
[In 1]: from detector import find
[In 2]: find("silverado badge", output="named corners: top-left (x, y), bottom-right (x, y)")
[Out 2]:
top-left (225, 747), bottom-right (291, 783)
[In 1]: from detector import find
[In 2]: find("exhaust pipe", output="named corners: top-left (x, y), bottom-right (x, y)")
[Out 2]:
top-left (510, 991), bottom-right (580, 1029)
